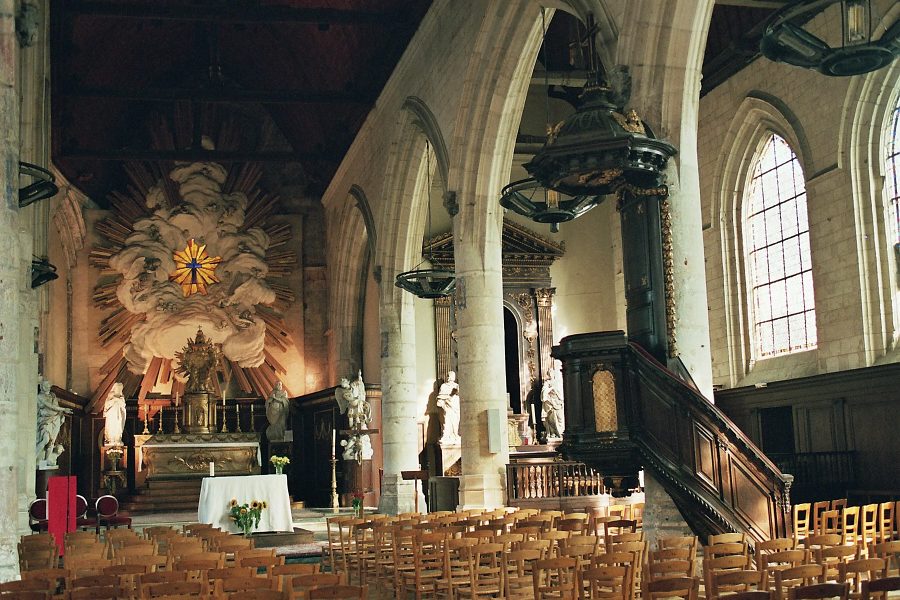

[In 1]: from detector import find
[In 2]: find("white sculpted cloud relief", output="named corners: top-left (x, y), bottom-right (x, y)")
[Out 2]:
top-left (109, 158), bottom-right (276, 374)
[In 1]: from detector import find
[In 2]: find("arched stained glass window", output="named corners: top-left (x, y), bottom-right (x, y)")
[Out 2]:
top-left (887, 97), bottom-right (900, 242)
top-left (745, 133), bottom-right (816, 357)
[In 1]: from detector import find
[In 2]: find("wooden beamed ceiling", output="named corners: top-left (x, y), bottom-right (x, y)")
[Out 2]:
top-left (50, 0), bottom-right (431, 202)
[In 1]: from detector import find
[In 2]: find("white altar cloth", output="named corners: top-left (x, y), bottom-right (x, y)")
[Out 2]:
top-left (198, 474), bottom-right (293, 533)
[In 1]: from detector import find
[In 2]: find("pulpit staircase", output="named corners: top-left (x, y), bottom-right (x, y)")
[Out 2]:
top-left (555, 332), bottom-right (793, 547)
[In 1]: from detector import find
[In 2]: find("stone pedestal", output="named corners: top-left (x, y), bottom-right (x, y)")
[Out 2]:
top-left (34, 466), bottom-right (59, 498)
top-left (183, 392), bottom-right (213, 434)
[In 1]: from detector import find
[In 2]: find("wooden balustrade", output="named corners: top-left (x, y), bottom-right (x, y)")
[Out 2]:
top-left (506, 460), bottom-right (605, 504)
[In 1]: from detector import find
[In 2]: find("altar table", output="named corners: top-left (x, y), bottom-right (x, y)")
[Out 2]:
top-left (198, 474), bottom-right (293, 533)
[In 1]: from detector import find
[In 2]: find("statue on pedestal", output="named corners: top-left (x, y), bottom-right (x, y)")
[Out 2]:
top-left (437, 371), bottom-right (460, 445)
top-left (541, 373), bottom-right (565, 440)
top-left (103, 382), bottom-right (127, 447)
top-left (36, 377), bottom-right (71, 467)
top-left (265, 381), bottom-right (289, 442)
top-left (334, 370), bottom-right (373, 463)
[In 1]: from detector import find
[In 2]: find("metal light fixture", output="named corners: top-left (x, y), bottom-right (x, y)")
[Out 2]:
top-left (395, 140), bottom-right (456, 299)
top-left (501, 11), bottom-right (677, 228)
top-left (19, 162), bottom-right (59, 208)
top-left (760, 0), bottom-right (900, 76)
top-left (31, 257), bottom-right (58, 288)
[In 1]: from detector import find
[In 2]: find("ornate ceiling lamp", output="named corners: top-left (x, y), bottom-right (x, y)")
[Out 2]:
top-left (500, 11), bottom-right (677, 229)
top-left (395, 140), bottom-right (456, 299)
top-left (760, 0), bottom-right (899, 76)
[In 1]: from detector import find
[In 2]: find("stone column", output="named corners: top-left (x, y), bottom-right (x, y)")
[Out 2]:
top-left (377, 277), bottom-right (425, 514)
top-left (0, 0), bottom-right (21, 581)
top-left (455, 227), bottom-right (509, 509)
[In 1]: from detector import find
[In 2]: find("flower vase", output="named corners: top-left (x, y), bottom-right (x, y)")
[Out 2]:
top-left (275, 465), bottom-right (283, 475)
top-left (352, 498), bottom-right (362, 518)
top-left (241, 522), bottom-right (253, 538)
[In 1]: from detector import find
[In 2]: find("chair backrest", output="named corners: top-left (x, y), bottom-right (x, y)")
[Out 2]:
top-left (644, 576), bottom-right (700, 600)
top-left (533, 557), bottom-right (579, 600)
top-left (75, 495), bottom-right (88, 518)
top-left (788, 582), bottom-right (849, 600)
top-left (818, 510), bottom-right (840, 536)
top-left (307, 585), bottom-right (368, 599)
top-left (28, 499), bottom-right (48, 522)
top-left (581, 565), bottom-right (632, 600)
top-left (860, 576), bottom-right (900, 600)
top-left (710, 570), bottom-right (763, 600)
top-left (95, 495), bottom-right (119, 519)
top-left (877, 502), bottom-right (895, 543)
top-left (794, 503), bottom-right (812, 542)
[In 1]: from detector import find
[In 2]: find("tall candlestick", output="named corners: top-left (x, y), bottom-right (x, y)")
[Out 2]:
top-left (332, 429), bottom-right (336, 459)
top-left (530, 403), bottom-right (537, 427)
top-left (209, 461), bottom-right (215, 477)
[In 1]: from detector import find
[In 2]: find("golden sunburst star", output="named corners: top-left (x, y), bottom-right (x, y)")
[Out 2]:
top-left (170, 239), bottom-right (222, 297)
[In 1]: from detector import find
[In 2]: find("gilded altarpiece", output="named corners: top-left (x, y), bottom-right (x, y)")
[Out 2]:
top-left (425, 219), bottom-right (564, 420)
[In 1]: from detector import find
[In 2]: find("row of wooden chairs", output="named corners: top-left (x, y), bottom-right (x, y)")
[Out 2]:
top-left (793, 500), bottom-right (898, 547)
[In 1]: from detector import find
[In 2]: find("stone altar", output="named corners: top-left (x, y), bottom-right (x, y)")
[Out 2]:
top-left (136, 432), bottom-right (260, 480)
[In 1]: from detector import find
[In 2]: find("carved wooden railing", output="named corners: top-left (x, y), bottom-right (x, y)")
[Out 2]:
top-left (555, 332), bottom-right (793, 546)
top-left (506, 460), bottom-right (605, 503)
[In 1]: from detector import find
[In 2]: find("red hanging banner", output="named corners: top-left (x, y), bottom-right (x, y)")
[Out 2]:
top-left (47, 476), bottom-right (76, 555)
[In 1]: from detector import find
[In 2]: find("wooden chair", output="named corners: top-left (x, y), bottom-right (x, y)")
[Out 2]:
top-left (795, 504), bottom-right (813, 544)
top-left (504, 548), bottom-right (542, 599)
top-left (225, 590), bottom-right (286, 600)
top-left (270, 564), bottom-right (320, 592)
top-left (819, 511), bottom-right (841, 537)
top-left (602, 520), bottom-right (637, 547)
top-left (238, 552), bottom-right (285, 575)
top-left (868, 540), bottom-right (900, 576)
top-left (324, 516), bottom-right (351, 576)
top-left (705, 555), bottom-right (756, 599)
top-left (17, 545), bottom-right (58, 571)
top-left (859, 576), bottom-right (900, 600)
top-left (647, 548), bottom-right (694, 580)
top-left (20, 566), bottom-right (67, 595)
top-left (842, 507), bottom-right (861, 547)
top-left (710, 533), bottom-right (748, 546)
top-left (456, 543), bottom-right (504, 599)
top-left (877, 502), bottom-right (895, 543)
top-left (804, 535), bottom-right (844, 552)
top-left (399, 531), bottom-right (445, 600)
top-left (581, 565), bottom-right (632, 600)
top-left (143, 580), bottom-right (206, 599)
top-left (182, 523), bottom-right (215, 536)
top-left (214, 575), bottom-right (277, 596)
top-left (306, 585), bottom-right (367, 599)
top-left (727, 592), bottom-right (776, 600)
top-left (67, 557), bottom-right (114, 578)
top-left (137, 570), bottom-right (190, 600)
top-left (532, 557), bottom-right (579, 600)
top-left (773, 564), bottom-right (827, 600)
top-left (27, 499), bottom-right (49, 534)
top-left (837, 558), bottom-right (886, 598)
top-left (0, 578), bottom-right (55, 597)
top-left (760, 549), bottom-right (809, 589)
top-left (788, 582), bottom-right (850, 600)
top-left (287, 573), bottom-right (343, 600)
top-left (642, 576), bottom-right (700, 600)
top-left (67, 585), bottom-right (126, 600)
top-left (710, 570), bottom-right (764, 600)
top-left (811, 502), bottom-right (831, 535)
top-left (815, 545), bottom-right (859, 581)
top-left (120, 553), bottom-right (168, 572)
top-left (103, 562), bottom-right (150, 599)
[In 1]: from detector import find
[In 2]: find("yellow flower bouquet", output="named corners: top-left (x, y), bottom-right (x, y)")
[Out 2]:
top-left (227, 498), bottom-right (267, 536)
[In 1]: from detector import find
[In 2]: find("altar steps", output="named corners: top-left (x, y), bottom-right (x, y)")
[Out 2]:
top-left (120, 479), bottom-right (204, 513)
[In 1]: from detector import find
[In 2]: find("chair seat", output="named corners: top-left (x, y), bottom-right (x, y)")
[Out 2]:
top-left (100, 515), bottom-right (132, 528)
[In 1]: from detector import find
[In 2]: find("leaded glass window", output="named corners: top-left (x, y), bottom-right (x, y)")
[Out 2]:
top-left (886, 97), bottom-right (900, 242)
top-left (745, 134), bottom-right (816, 357)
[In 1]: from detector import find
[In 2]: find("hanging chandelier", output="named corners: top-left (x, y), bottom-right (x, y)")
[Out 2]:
top-left (500, 11), bottom-right (677, 228)
top-left (395, 140), bottom-right (456, 299)
top-left (760, 0), bottom-right (900, 76)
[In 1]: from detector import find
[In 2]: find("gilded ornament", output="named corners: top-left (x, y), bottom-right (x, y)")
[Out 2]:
top-left (174, 327), bottom-right (221, 393)
top-left (612, 110), bottom-right (647, 135)
top-left (170, 239), bottom-right (222, 297)
top-left (660, 197), bottom-right (678, 357)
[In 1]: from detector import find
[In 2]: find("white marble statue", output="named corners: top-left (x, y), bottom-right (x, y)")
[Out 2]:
top-left (103, 382), bottom-right (127, 447)
top-left (541, 374), bottom-right (565, 440)
top-left (437, 370), bottom-right (461, 445)
top-left (265, 381), bottom-right (289, 442)
top-left (334, 370), bottom-right (373, 463)
top-left (36, 377), bottom-right (72, 467)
